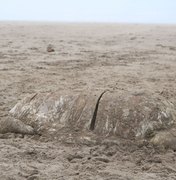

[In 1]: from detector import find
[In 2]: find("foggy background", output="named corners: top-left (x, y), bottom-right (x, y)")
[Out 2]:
top-left (0, 0), bottom-right (176, 24)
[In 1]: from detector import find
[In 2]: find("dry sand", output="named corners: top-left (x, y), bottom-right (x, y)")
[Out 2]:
top-left (0, 22), bottom-right (176, 179)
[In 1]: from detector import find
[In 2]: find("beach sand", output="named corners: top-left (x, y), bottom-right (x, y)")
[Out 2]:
top-left (0, 22), bottom-right (176, 179)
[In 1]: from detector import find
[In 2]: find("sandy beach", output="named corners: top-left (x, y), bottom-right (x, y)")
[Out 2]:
top-left (0, 22), bottom-right (176, 179)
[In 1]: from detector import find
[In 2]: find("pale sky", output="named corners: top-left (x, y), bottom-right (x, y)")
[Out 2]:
top-left (0, 0), bottom-right (176, 23)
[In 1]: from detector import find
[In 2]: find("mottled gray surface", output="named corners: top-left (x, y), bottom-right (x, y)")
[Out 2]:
top-left (7, 90), bottom-right (176, 150)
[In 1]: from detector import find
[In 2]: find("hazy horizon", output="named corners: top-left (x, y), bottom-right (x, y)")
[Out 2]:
top-left (0, 0), bottom-right (176, 24)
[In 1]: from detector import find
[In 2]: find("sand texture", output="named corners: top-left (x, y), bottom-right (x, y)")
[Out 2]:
top-left (0, 22), bottom-right (176, 179)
